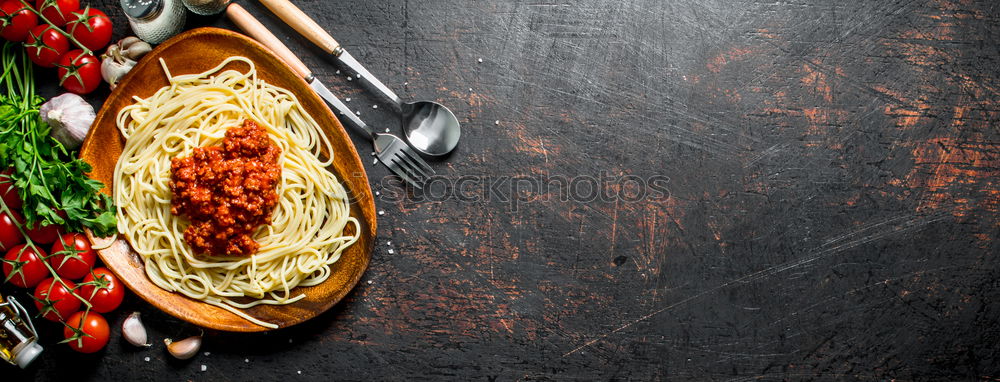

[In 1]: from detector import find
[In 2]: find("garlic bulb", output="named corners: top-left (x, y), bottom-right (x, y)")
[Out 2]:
top-left (101, 37), bottom-right (153, 89)
top-left (40, 93), bottom-right (95, 150)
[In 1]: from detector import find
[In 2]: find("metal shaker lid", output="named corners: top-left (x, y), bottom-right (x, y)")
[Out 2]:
top-left (121, 0), bottom-right (164, 20)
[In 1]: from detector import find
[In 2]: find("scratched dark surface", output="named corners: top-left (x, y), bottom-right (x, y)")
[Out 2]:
top-left (4, 0), bottom-right (999, 380)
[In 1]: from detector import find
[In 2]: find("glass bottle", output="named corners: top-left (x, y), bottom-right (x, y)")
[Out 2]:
top-left (181, 0), bottom-right (231, 16)
top-left (121, 0), bottom-right (187, 45)
top-left (0, 293), bottom-right (43, 369)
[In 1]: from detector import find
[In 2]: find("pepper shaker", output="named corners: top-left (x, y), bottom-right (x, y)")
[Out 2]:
top-left (121, 0), bottom-right (187, 45)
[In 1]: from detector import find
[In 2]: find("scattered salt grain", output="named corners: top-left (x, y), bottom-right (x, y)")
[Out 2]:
top-left (201, 365), bottom-right (207, 372)
top-left (356, 73), bottom-right (363, 79)
top-left (387, 241), bottom-right (392, 246)
top-left (144, 357), bottom-right (150, 362)
top-left (356, 110), bottom-right (361, 115)
top-left (404, 82), bottom-right (408, 86)
top-left (371, 152), bottom-right (376, 156)
top-left (245, 358), bottom-right (250, 363)
top-left (372, 158), bottom-right (378, 165)
top-left (298, 371), bottom-right (302, 375)
top-left (378, 210), bottom-right (385, 216)
top-left (384, 128), bottom-right (389, 133)
top-left (204, 352), bottom-right (211, 356)
top-left (494, 120), bottom-right (499, 125)
top-left (372, 105), bottom-right (378, 109)
top-left (345, 97), bottom-right (351, 102)
top-left (336, 70), bottom-right (340, 74)
top-left (347, 76), bottom-right (353, 81)
top-left (375, 191), bottom-right (380, 196)
top-left (289, 338), bottom-right (293, 344)
top-left (367, 280), bottom-right (373, 284)
top-left (468, 88), bottom-right (472, 92)
top-left (477, 58), bottom-right (483, 63)
top-left (388, 249), bottom-right (394, 254)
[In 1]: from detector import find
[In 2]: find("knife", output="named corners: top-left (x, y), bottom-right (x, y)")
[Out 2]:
top-left (257, 0), bottom-right (404, 105)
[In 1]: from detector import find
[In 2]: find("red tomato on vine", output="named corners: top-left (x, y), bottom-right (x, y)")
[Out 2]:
top-left (63, 310), bottom-right (109, 353)
top-left (25, 24), bottom-right (69, 68)
top-left (0, 0), bottom-right (38, 42)
top-left (33, 277), bottom-right (81, 321)
top-left (56, 49), bottom-right (101, 94)
top-left (79, 267), bottom-right (124, 313)
top-left (65, 6), bottom-right (111, 51)
top-left (36, 0), bottom-right (79, 27)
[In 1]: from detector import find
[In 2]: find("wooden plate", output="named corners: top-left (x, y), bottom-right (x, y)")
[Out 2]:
top-left (79, 28), bottom-right (376, 332)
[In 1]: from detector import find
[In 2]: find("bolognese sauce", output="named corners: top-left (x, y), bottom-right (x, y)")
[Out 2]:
top-left (169, 120), bottom-right (282, 257)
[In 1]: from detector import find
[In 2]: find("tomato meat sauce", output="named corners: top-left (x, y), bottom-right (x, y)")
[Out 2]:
top-left (169, 120), bottom-right (281, 257)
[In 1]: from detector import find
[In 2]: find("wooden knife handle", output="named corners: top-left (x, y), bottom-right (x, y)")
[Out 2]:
top-left (258, 0), bottom-right (342, 55)
top-left (226, 3), bottom-right (312, 80)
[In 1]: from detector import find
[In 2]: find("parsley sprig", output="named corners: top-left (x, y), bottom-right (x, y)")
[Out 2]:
top-left (0, 41), bottom-right (115, 237)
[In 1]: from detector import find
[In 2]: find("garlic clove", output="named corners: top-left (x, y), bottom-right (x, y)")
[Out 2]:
top-left (101, 57), bottom-right (137, 90)
top-left (105, 43), bottom-right (122, 62)
top-left (110, 36), bottom-right (153, 62)
top-left (122, 312), bottom-right (150, 347)
top-left (164, 335), bottom-right (202, 360)
top-left (122, 40), bottom-right (152, 61)
top-left (120, 36), bottom-right (142, 47)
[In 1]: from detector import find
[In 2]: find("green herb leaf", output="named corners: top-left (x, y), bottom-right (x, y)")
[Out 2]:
top-left (0, 41), bottom-right (116, 237)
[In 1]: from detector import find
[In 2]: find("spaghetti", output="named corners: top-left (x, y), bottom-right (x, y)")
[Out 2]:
top-left (113, 57), bottom-right (359, 328)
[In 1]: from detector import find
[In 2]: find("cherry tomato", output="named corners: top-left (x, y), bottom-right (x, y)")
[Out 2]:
top-left (63, 310), bottom-right (109, 353)
top-left (33, 277), bottom-right (81, 322)
top-left (2, 244), bottom-right (47, 288)
top-left (26, 210), bottom-right (65, 245)
top-left (25, 24), bottom-right (69, 68)
top-left (25, 209), bottom-right (65, 245)
top-left (79, 267), bottom-right (123, 313)
top-left (49, 233), bottom-right (96, 280)
top-left (0, 209), bottom-right (23, 251)
top-left (0, 168), bottom-right (19, 209)
top-left (0, 0), bottom-right (38, 42)
top-left (36, 0), bottom-right (79, 27)
top-left (66, 7), bottom-right (110, 51)
top-left (57, 50), bottom-right (101, 94)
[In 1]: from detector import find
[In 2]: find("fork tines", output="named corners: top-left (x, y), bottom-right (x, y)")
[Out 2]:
top-left (386, 149), bottom-right (434, 189)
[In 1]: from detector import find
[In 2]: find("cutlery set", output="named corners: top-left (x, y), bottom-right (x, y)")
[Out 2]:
top-left (227, 0), bottom-right (460, 189)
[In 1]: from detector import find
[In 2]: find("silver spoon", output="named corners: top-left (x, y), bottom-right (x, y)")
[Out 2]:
top-left (259, 0), bottom-right (461, 157)
top-left (399, 101), bottom-right (461, 157)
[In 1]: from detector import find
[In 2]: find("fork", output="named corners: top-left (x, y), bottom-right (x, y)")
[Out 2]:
top-left (331, 98), bottom-right (435, 188)
top-left (227, 3), bottom-right (433, 189)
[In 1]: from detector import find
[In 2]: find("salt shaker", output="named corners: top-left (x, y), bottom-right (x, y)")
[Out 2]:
top-left (181, 0), bottom-right (231, 16)
top-left (121, 0), bottom-right (187, 45)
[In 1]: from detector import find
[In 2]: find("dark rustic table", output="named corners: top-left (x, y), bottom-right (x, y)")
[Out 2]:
top-left (6, 0), bottom-right (999, 380)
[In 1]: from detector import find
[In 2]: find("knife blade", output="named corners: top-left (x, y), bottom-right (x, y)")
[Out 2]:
top-left (307, 78), bottom-right (372, 137)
